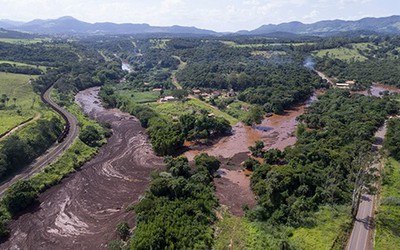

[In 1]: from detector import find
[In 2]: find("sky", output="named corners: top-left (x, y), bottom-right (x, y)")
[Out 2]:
top-left (0, 0), bottom-right (399, 32)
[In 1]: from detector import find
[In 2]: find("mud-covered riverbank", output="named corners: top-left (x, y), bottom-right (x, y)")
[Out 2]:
top-left (1, 87), bottom-right (163, 250)
top-left (183, 93), bottom-right (319, 216)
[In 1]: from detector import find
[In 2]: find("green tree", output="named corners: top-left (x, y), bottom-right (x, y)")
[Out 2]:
top-left (79, 126), bottom-right (102, 147)
top-left (194, 153), bottom-right (220, 175)
top-left (244, 106), bottom-right (264, 125)
top-left (116, 222), bottom-right (130, 240)
top-left (3, 180), bottom-right (38, 216)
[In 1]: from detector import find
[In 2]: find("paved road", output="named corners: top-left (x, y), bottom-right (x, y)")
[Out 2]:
top-left (0, 85), bottom-right (79, 197)
top-left (347, 178), bottom-right (376, 250)
top-left (347, 124), bottom-right (387, 250)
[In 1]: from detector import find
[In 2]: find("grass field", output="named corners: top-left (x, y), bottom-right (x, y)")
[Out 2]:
top-left (251, 50), bottom-right (286, 58)
top-left (220, 40), bottom-right (314, 48)
top-left (150, 39), bottom-right (170, 49)
top-left (0, 60), bottom-right (48, 71)
top-left (150, 98), bottom-right (239, 125)
top-left (290, 206), bottom-right (352, 250)
top-left (214, 212), bottom-right (290, 250)
top-left (314, 46), bottom-right (368, 61)
top-left (0, 38), bottom-right (47, 44)
top-left (375, 158), bottom-right (400, 250)
top-left (214, 206), bottom-right (351, 250)
top-left (0, 72), bottom-right (40, 135)
top-left (224, 100), bottom-right (254, 121)
top-left (117, 90), bottom-right (160, 104)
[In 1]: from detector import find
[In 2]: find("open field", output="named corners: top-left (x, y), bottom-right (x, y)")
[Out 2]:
top-left (150, 98), bottom-right (239, 125)
top-left (0, 72), bottom-right (39, 135)
top-left (214, 212), bottom-right (287, 249)
top-left (150, 39), bottom-right (170, 49)
top-left (215, 206), bottom-right (351, 250)
top-left (251, 50), bottom-right (287, 58)
top-left (220, 40), bottom-right (314, 48)
top-left (117, 89), bottom-right (160, 104)
top-left (224, 100), bottom-right (254, 121)
top-left (290, 206), bottom-right (352, 250)
top-left (0, 60), bottom-right (48, 71)
top-left (0, 38), bottom-right (47, 44)
top-left (314, 46), bottom-right (368, 61)
top-left (375, 158), bottom-right (400, 250)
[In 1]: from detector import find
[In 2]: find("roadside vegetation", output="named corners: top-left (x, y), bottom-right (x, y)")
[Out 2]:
top-left (375, 158), bottom-right (400, 249)
top-left (375, 119), bottom-right (400, 249)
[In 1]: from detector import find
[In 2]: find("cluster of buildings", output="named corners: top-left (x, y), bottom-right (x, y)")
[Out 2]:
top-left (336, 80), bottom-right (356, 89)
top-left (191, 88), bottom-right (235, 100)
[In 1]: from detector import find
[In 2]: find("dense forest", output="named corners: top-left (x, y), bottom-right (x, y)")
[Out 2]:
top-left (248, 90), bottom-right (397, 227)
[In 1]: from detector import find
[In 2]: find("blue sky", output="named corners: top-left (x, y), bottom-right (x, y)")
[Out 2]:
top-left (0, 0), bottom-right (399, 31)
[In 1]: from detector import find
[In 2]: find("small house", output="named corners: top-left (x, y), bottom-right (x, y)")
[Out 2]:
top-left (160, 96), bottom-right (175, 103)
top-left (336, 80), bottom-right (356, 89)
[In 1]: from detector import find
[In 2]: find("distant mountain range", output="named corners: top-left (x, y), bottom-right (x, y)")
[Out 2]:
top-left (0, 16), bottom-right (216, 35)
top-left (239, 15), bottom-right (400, 35)
top-left (1, 15), bottom-right (400, 36)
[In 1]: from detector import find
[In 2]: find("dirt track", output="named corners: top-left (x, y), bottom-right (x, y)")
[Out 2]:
top-left (1, 87), bottom-right (163, 250)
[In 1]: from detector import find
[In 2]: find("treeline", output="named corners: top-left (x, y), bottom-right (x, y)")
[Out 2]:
top-left (119, 154), bottom-right (220, 249)
top-left (247, 90), bottom-right (397, 227)
top-left (0, 117), bottom-right (63, 179)
top-left (0, 63), bottom-right (43, 75)
top-left (317, 56), bottom-right (400, 87)
top-left (33, 57), bottom-right (124, 106)
top-left (0, 41), bottom-right (79, 67)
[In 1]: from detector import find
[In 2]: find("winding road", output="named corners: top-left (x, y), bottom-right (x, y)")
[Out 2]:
top-left (0, 85), bottom-right (79, 198)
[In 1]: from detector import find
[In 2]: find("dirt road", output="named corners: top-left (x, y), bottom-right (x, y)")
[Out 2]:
top-left (1, 87), bottom-right (163, 250)
top-left (0, 86), bottom-right (79, 198)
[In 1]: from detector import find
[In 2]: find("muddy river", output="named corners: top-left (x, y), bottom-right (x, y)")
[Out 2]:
top-left (1, 87), bottom-right (163, 250)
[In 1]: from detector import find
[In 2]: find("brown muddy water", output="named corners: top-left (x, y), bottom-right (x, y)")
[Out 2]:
top-left (184, 93), bottom-right (319, 216)
top-left (1, 87), bottom-right (163, 250)
top-left (355, 83), bottom-right (400, 97)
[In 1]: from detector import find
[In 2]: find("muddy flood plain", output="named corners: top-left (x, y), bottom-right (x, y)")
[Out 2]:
top-left (1, 87), bottom-right (164, 250)
top-left (3, 83), bottom-right (398, 249)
